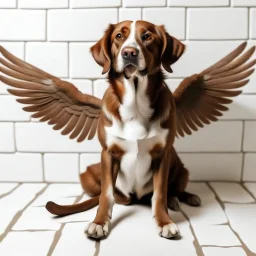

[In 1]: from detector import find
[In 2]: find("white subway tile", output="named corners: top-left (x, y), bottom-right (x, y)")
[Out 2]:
top-left (52, 223), bottom-right (96, 256)
top-left (187, 8), bottom-right (248, 39)
top-left (179, 153), bottom-right (242, 181)
top-left (203, 248), bottom-right (247, 256)
top-left (243, 154), bottom-right (256, 181)
top-left (232, 0), bottom-right (256, 6)
top-left (250, 9), bottom-right (256, 38)
top-left (244, 121), bottom-right (256, 151)
top-left (70, 43), bottom-right (104, 79)
top-left (68, 80), bottom-right (93, 95)
top-left (220, 95), bottom-right (256, 120)
top-left (15, 122), bottom-right (101, 153)
top-left (44, 153), bottom-right (79, 182)
top-left (143, 8), bottom-right (185, 39)
top-left (71, 0), bottom-right (121, 8)
top-left (0, 232), bottom-right (55, 256)
top-left (210, 182), bottom-right (254, 203)
top-left (0, 10), bottom-right (45, 41)
top-left (0, 153), bottom-right (43, 182)
top-left (48, 9), bottom-right (117, 41)
top-left (123, 0), bottom-right (166, 7)
top-left (93, 79), bottom-right (108, 99)
top-left (0, 0), bottom-right (16, 7)
top-left (193, 225), bottom-right (240, 246)
top-left (80, 153), bottom-right (101, 173)
top-left (169, 0), bottom-right (229, 6)
top-left (169, 41), bottom-right (242, 78)
top-left (0, 43), bottom-right (25, 94)
top-left (26, 43), bottom-right (68, 78)
top-left (0, 183), bottom-right (46, 235)
top-left (19, 0), bottom-right (68, 8)
top-left (225, 204), bottom-right (256, 253)
top-left (175, 121), bottom-right (243, 152)
top-left (119, 8), bottom-right (141, 21)
top-left (0, 123), bottom-right (15, 152)
top-left (0, 96), bottom-right (30, 121)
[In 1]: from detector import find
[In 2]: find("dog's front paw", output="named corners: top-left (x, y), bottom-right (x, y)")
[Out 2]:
top-left (157, 222), bottom-right (180, 239)
top-left (85, 222), bottom-right (109, 239)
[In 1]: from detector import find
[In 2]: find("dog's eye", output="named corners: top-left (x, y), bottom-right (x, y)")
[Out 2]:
top-left (116, 33), bottom-right (122, 40)
top-left (142, 34), bottom-right (151, 41)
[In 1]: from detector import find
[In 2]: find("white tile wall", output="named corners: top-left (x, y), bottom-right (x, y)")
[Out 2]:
top-left (143, 8), bottom-right (186, 39)
top-left (71, 0), bottom-right (121, 8)
top-left (251, 9), bottom-right (256, 38)
top-left (187, 8), bottom-right (248, 40)
top-left (44, 153), bottom-right (79, 182)
top-left (0, 0), bottom-right (16, 8)
top-left (48, 10), bottom-right (118, 41)
top-left (0, 3), bottom-right (255, 182)
top-left (0, 153), bottom-right (43, 181)
top-left (26, 43), bottom-right (68, 77)
top-left (243, 121), bottom-right (256, 151)
top-left (169, 0), bottom-right (229, 6)
top-left (0, 10), bottom-right (45, 41)
top-left (243, 153), bottom-right (256, 181)
top-left (18, 0), bottom-right (68, 8)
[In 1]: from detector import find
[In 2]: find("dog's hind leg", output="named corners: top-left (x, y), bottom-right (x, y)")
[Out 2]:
top-left (167, 148), bottom-right (201, 210)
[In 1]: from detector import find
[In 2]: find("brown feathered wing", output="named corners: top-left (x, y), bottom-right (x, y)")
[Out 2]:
top-left (173, 42), bottom-right (256, 137)
top-left (0, 46), bottom-right (102, 142)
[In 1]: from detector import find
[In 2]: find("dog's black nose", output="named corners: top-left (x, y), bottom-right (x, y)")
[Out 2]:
top-left (121, 47), bottom-right (139, 60)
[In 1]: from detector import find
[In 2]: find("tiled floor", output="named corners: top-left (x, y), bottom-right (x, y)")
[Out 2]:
top-left (0, 182), bottom-right (256, 256)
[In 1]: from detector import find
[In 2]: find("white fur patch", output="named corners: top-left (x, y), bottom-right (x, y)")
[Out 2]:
top-left (104, 74), bottom-right (168, 199)
top-left (117, 21), bottom-right (146, 73)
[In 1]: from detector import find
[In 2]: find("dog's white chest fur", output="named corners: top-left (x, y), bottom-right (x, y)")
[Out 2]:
top-left (104, 76), bottom-right (168, 199)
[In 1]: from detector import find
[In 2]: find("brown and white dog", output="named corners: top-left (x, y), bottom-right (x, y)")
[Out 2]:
top-left (0, 20), bottom-right (255, 240)
top-left (81, 20), bottom-right (196, 239)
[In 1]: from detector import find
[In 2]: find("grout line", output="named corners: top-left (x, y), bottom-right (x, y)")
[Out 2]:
top-left (42, 153), bottom-right (46, 182)
top-left (46, 191), bottom-right (85, 255)
top-left (0, 183), bottom-right (21, 200)
top-left (185, 7), bottom-right (188, 40)
top-left (240, 121), bottom-right (246, 181)
top-left (13, 123), bottom-right (17, 152)
top-left (248, 8), bottom-right (250, 39)
top-left (45, 10), bottom-right (48, 41)
top-left (180, 209), bottom-right (205, 256)
top-left (207, 182), bottom-right (255, 256)
top-left (0, 184), bottom-right (49, 243)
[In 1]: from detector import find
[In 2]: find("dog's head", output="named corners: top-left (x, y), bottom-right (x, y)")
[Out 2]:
top-left (91, 20), bottom-right (185, 76)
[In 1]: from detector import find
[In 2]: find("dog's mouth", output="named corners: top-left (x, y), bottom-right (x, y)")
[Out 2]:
top-left (124, 63), bottom-right (138, 77)
top-left (123, 62), bottom-right (147, 78)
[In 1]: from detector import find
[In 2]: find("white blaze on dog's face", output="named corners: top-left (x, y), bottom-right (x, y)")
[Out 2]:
top-left (116, 21), bottom-right (146, 76)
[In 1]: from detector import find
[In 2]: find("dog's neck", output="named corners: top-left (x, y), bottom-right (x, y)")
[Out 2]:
top-left (107, 69), bottom-right (167, 124)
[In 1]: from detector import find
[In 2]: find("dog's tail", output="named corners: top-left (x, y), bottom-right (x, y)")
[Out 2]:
top-left (45, 196), bottom-right (100, 216)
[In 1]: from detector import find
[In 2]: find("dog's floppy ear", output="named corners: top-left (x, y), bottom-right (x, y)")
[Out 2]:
top-left (90, 24), bottom-right (114, 74)
top-left (158, 25), bottom-right (185, 73)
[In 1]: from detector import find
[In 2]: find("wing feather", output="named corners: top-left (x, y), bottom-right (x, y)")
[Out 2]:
top-left (0, 46), bottom-right (101, 142)
top-left (174, 42), bottom-right (256, 137)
